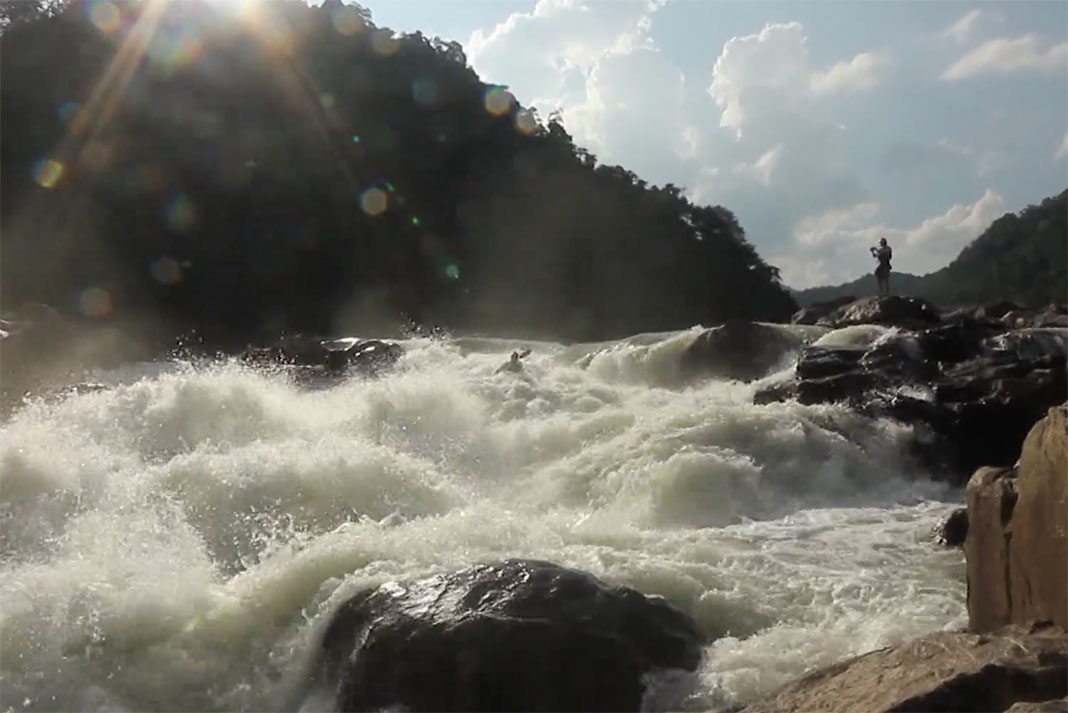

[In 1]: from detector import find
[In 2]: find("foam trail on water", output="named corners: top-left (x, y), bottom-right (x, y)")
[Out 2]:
top-left (0, 331), bottom-right (965, 711)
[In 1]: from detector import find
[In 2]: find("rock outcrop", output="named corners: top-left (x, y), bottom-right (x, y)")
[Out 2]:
top-left (756, 296), bottom-right (1067, 481)
top-left (740, 624), bottom-right (1067, 713)
top-left (305, 559), bottom-right (704, 712)
top-left (815, 295), bottom-right (942, 330)
top-left (791, 295), bottom-right (856, 326)
top-left (965, 405), bottom-right (1067, 633)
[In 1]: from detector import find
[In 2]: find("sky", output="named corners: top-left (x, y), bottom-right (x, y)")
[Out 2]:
top-left (332, 0), bottom-right (1067, 289)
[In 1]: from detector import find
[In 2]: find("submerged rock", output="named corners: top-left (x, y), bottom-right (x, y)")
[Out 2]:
top-left (240, 335), bottom-right (403, 376)
top-left (740, 624), bottom-right (1067, 713)
top-left (680, 319), bottom-right (803, 382)
top-left (306, 559), bottom-right (703, 712)
top-left (966, 405), bottom-right (1067, 633)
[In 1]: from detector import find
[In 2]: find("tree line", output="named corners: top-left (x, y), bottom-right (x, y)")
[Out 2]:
top-left (0, 0), bottom-right (797, 344)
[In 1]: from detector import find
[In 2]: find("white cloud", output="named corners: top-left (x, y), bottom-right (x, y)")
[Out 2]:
top-left (942, 35), bottom-right (1068, 80)
top-left (943, 10), bottom-right (984, 43)
top-left (467, 0), bottom-right (660, 110)
top-left (708, 22), bottom-right (810, 134)
top-left (810, 52), bottom-right (889, 94)
top-left (794, 201), bottom-right (881, 246)
top-left (709, 23), bottom-right (889, 136)
top-left (1056, 132), bottom-right (1068, 159)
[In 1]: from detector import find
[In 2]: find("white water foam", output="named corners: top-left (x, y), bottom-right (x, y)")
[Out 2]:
top-left (0, 331), bottom-right (966, 711)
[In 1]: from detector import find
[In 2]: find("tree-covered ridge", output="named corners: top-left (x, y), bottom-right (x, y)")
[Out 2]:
top-left (794, 189), bottom-right (1068, 308)
top-left (0, 0), bottom-right (796, 342)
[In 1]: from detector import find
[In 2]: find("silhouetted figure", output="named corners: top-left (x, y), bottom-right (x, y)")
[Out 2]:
top-left (870, 237), bottom-right (892, 297)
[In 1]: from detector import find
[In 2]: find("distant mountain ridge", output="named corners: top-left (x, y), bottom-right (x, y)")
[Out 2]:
top-left (794, 189), bottom-right (1068, 308)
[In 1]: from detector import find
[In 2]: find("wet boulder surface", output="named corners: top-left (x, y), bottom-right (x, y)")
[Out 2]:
top-left (307, 559), bottom-right (704, 712)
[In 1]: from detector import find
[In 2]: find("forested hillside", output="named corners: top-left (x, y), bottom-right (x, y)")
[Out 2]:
top-left (795, 190), bottom-right (1067, 308)
top-left (0, 0), bottom-right (797, 342)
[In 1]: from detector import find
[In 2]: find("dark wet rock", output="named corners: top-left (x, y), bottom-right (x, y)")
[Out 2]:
top-left (791, 295), bottom-right (856, 326)
top-left (241, 336), bottom-right (402, 376)
top-left (816, 295), bottom-right (942, 330)
top-left (680, 319), bottom-right (803, 382)
top-left (307, 559), bottom-right (703, 712)
top-left (740, 624), bottom-right (1068, 713)
top-left (936, 507), bottom-right (968, 547)
top-left (322, 338), bottom-right (404, 375)
top-left (795, 346), bottom-right (866, 380)
top-left (754, 314), bottom-right (1067, 482)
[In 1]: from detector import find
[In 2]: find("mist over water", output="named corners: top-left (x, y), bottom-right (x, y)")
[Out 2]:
top-left (0, 328), bottom-right (966, 711)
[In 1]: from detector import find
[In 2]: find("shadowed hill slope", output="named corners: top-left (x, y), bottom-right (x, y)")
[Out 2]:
top-left (0, 0), bottom-right (796, 342)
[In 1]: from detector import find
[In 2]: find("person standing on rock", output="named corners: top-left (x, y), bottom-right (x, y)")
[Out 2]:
top-left (870, 237), bottom-right (893, 297)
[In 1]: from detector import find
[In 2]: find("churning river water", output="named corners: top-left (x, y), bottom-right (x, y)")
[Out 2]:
top-left (0, 326), bottom-right (967, 711)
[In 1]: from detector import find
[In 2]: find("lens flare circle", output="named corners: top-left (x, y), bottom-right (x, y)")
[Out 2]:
top-left (360, 187), bottom-right (388, 216)
top-left (79, 287), bottom-right (113, 318)
top-left (483, 87), bottom-right (514, 117)
top-left (32, 159), bottom-right (65, 189)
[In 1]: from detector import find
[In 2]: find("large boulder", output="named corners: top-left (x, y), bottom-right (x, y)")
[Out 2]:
top-left (965, 405), bottom-right (1068, 633)
top-left (740, 624), bottom-right (1067, 713)
top-left (1011, 405), bottom-right (1068, 630)
top-left (679, 320), bottom-right (803, 382)
top-left (306, 559), bottom-right (704, 712)
top-left (816, 295), bottom-right (942, 330)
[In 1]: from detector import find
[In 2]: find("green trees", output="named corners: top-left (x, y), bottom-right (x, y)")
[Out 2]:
top-left (0, 0), bottom-right (796, 341)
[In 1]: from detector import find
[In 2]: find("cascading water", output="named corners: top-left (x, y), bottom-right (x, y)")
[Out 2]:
top-left (0, 326), bottom-right (967, 712)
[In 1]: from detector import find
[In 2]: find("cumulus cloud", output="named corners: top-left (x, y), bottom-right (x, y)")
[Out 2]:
top-left (467, 0), bottom-right (661, 109)
top-left (778, 189), bottom-right (1007, 287)
top-left (709, 23), bottom-right (889, 134)
top-left (810, 52), bottom-right (889, 94)
top-left (942, 35), bottom-right (1068, 79)
top-left (708, 22), bottom-right (811, 133)
top-left (1056, 132), bottom-right (1068, 159)
top-left (943, 9), bottom-right (984, 43)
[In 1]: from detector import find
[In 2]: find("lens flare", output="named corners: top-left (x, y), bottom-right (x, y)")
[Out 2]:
top-left (352, 135), bottom-right (362, 143)
top-left (331, 5), bottom-right (365, 36)
top-left (32, 159), bottom-right (65, 189)
top-left (411, 216), bottom-right (421, 226)
top-left (89, 1), bottom-right (122, 33)
top-left (371, 29), bottom-right (400, 56)
top-left (320, 92), bottom-right (335, 110)
top-left (79, 287), bottom-right (113, 317)
top-left (483, 87), bottom-right (514, 117)
top-left (150, 256), bottom-right (183, 285)
top-left (444, 263), bottom-right (460, 280)
top-left (166, 194), bottom-right (198, 232)
top-left (515, 109), bottom-right (538, 135)
top-left (360, 187), bottom-right (387, 216)
top-left (146, 21), bottom-right (203, 76)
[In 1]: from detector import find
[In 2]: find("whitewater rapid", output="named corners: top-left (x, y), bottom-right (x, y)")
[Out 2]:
top-left (0, 327), bottom-right (966, 711)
